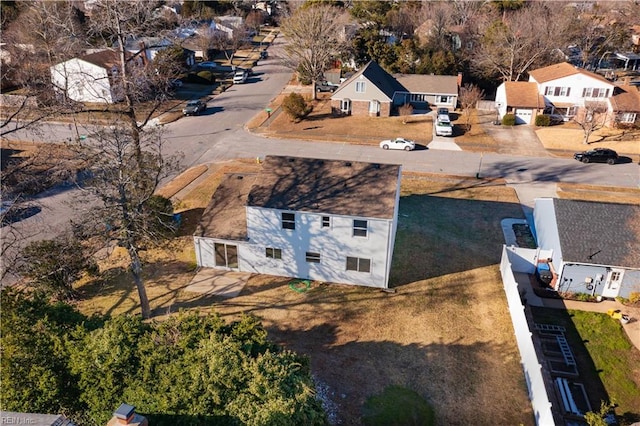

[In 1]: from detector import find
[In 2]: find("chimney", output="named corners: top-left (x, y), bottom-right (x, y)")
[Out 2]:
top-left (106, 403), bottom-right (148, 426)
top-left (457, 72), bottom-right (463, 87)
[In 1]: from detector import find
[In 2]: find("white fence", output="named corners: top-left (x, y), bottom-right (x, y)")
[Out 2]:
top-left (500, 245), bottom-right (555, 425)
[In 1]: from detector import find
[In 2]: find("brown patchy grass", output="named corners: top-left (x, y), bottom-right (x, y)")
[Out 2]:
top-left (75, 170), bottom-right (534, 425)
top-left (536, 125), bottom-right (640, 157)
top-left (257, 97), bottom-right (434, 147)
top-left (449, 110), bottom-right (501, 152)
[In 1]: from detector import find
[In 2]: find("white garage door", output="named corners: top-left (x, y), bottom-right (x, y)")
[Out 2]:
top-left (515, 109), bottom-right (533, 124)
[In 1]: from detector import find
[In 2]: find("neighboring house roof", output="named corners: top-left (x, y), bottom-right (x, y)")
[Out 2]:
top-left (79, 49), bottom-right (121, 70)
top-left (393, 74), bottom-right (459, 95)
top-left (610, 85), bottom-right (640, 112)
top-left (336, 61), bottom-right (407, 101)
top-left (247, 156), bottom-right (401, 219)
top-left (195, 173), bottom-right (258, 240)
top-left (503, 81), bottom-right (544, 108)
top-left (529, 61), bottom-right (612, 85)
top-left (553, 199), bottom-right (640, 268)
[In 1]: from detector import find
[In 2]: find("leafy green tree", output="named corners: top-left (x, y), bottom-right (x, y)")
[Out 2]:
top-left (19, 235), bottom-right (97, 300)
top-left (0, 289), bottom-right (91, 416)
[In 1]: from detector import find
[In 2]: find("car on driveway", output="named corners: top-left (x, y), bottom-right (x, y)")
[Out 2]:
top-left (436, 107), bottom-right (450, 122)
top-left (379, 137), bottom-right (416, 151)
top-left (435, 120), bottom-right (453, 137)
top-left (316, 81), bottom-right (339, 93)
top-left (573, 148), bottom-right (618, 165)
top-left (183, 100), bottom-right (207, 116)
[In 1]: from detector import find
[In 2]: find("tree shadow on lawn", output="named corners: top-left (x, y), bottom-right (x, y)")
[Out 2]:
top-left (391, 194), bottom-right (525, 286)
top-left (266, 322), bottom-right (534, 425)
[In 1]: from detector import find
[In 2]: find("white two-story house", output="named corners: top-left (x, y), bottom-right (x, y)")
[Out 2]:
top-left (494, 62), bottom-right (638, 125)
top-left (194, 156), bottom-right (402, 288)
top-left (50, 49), bottom-right (142, 104)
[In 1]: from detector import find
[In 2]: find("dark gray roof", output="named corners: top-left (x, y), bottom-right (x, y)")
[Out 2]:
top-left (553, 199), bottom-right (640, 268)
top-left (195, 173), bottom-right (257, 240)
top-left (393, 74), bottom-right (459, 95)
top-left (342, 61), bottom-right (407, 100)
top-left (247, 156), bottom-right (401, 219)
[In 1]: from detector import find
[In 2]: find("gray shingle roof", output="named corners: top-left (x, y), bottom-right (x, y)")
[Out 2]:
top-left (340, 61), bottom-right (407, 100)
top-left (553, 199), bottom-right (640, 268)
top-left (247, 156), bottom-right (401, 219)
top-left (393, 74), bottom-right (459, 95)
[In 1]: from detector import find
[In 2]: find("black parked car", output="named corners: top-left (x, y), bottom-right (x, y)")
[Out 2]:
top-left (316, 81), bottom-right (338, 93)
top-left (573, 148), bottom-right (618, 165)
top-left (183, 100), bottom-right (206, 116)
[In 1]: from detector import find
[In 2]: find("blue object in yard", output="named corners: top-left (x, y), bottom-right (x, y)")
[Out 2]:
top-left (173, 213), bottom-right (182, 226)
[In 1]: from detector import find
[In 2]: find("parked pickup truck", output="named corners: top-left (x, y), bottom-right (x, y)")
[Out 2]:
top-left (435, 119), bottom-right (453, 137)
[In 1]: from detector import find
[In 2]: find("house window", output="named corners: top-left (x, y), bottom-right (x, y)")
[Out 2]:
top-left (346, 257), bottom-right (371, 273)
top-left (610, 271), bottom-right (621, 281)
top-left (353, 219), bottom-right (368, 237)
top-left (582, 88), bottom-right (592, 98)
top-left (545, 86), bottom-right (554, 96)
top-left (410, 94), bottom-right (426, 102)
top-left (440, 96), bottom-right (449, 103)
top-left (618, 112), bottom-right (636, 123)
top-left (306, 252), bottom-right (321, 263)
top-left (266, 248), bottom-right (282, 259)
top-left (355, 81), bottom-right (366, 93)
top-left (341, 98), bottom-right (351, 113)
top-left (282, 212), bottom-right (295, 230)
top-left (322, 216), bottom-right (331, 228)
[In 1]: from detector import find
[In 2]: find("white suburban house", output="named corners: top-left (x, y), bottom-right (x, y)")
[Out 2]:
top-left (494, 62), bottom-right (640, 126)
top-left (533, 198), bottom-right (640, 300)
top-left (50, 49), bottom-right (142, 104)
top-left (194, 156), bottom-right (402, 288)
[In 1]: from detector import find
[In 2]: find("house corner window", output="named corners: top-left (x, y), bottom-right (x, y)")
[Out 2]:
top-left (281, 212), bottom-right (295, 230)
top-left (355, 81), bottom-right (366, 93)
top-left (266, 247), bottom-right (282, 259)
top-left (322, 216), bottom-right (331, 228)
top-left (306, 251), bottom-right (321, 263)
top-left (346, 256), bottom-right (371, 273)
top-left (353, 219), bottom-right (368, 237)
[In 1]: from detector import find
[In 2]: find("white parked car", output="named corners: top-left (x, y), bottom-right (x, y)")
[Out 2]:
top-left (379, 137), bottom-right (416, 151)
top-left (233, 70), bottom-right (248, 84)
top-left (435, 120), bottom-right (453, 137)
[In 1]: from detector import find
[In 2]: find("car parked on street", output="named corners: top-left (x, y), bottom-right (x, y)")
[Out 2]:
top-left (573, 148), bottom-right (618, 165)
top-left (379, 137), bottom-right (416, 151)
top-left (183, 100), bottom-right (207, 116)
top-left (233, 70), bottom-right (248, 84)
top-left (316, 81), bottom-right (339, 93)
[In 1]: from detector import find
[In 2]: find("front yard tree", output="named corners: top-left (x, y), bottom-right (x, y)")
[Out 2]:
top-left (72, 122), bottom-right (179, 319)
top-left (459, 84), bottom-right (485, 131)
top-left (471, 2), bottom-right (562, 81)
top-left (575, 101), bottom-right (609, 144)
top-left (281, 4), bottom-right (348, 99)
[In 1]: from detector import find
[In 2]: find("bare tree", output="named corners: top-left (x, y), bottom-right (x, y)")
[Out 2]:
top-left (574, 101), bottom-right (609, 144)
top-left (459, 84), bottom-right (485, 131)
top-left (70, 121), bottom-right (181, 319)
top-left (280, 4), bottom-right (349, 99)
top-left (206, 23), bottom-right (251, 64)
top-left (471, 3), bottom-right (563, 81)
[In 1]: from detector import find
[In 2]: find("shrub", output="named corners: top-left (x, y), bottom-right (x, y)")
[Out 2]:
top-left (535, 114), bottom-right (551, 127)
top-left (398, 103), bottom-right (414, 116)
top-left (502, 113), bottom-right (516, 126)
top-left (282, 93), bottom-right (313, 122)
